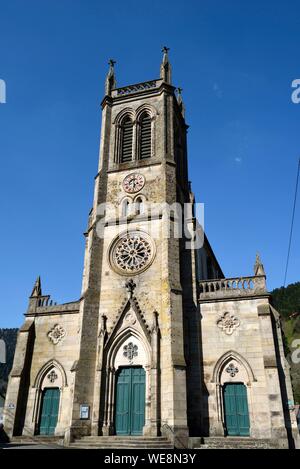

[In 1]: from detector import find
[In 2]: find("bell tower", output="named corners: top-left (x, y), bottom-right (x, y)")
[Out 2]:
top-left (70, 48), bottom-right (193, 443)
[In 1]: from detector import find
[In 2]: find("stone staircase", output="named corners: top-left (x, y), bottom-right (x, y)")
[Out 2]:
top-left (10, 435), bottom-right (64, 446)
top-left (70, 436), bottom-right (174, 449)
top-left (190, 436), bottom-right (286, 449)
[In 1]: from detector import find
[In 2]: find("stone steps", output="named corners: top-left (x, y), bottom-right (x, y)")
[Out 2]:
top-left (190, 437), bottom-right (280, 449)
top-left (10, 435), bottom-right (64, 446)
top-left (70, 436), bottom-right (173, 449)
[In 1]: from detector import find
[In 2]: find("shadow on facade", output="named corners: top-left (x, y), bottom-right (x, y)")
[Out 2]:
top-left (13, 324), bottom-right (35, 436)
top-left (180, 235), bottom-right (209, 436)
top-left (271, 312), bottom-right (295, 449)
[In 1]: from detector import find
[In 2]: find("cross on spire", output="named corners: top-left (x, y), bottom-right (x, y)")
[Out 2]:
top-left (108, 59), bottom-right (116, 68)
top-left (105, 58), bottom-right (116, 96)
top-left (160, 46), bottom-right (172, 84)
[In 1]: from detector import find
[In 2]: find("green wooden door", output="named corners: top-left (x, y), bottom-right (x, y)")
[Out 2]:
top-left (131, 367), bottom-right (146, 435)
top-left (223, 383), bottom-right (250, 436)
top-left (38, 388), bottom-right (60, 435)
top-left (115, 367), bottom-right (145, 435)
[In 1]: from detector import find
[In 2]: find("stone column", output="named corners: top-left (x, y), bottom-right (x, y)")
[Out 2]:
top-left (102, 367), bottom-right (115, 436)
top-left (211, 383), bottom-right (225, 436)
top-left (91, 316), bottom-right (107, 436)
top-left (149, 311), bottom-right (160, 436)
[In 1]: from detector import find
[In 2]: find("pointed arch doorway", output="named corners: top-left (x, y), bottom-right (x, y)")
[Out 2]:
top-left (97, 304), bottom-right (161, 438)
top-left (33, 359), bottom-right (67, 436)
top-left (115, 366), bottom-right (145, 435)
top-left (211, 351), bottom-right (256, 437)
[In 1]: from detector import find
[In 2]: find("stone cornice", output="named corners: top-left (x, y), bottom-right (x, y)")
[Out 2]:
top-left (25, 302), bottom-right (80, 317)
top-left (107, 160), bottom-right (162, 173)
top-left (199, 294), bottom-right (271, 304)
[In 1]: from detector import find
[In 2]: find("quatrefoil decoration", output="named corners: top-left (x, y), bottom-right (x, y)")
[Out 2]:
top-left (47, 324), bottom-right (66, 345)
top-left (217, 312), bottom-right (240, 335)
top-left (226, 363), bottom-right (239, 377)
top-left (47, 370), bottom-right (58, 383)
top-left (123, 342), bottom-right (138, 361)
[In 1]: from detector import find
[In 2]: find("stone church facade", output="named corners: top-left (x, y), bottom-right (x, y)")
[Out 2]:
top-left (3, 50), bottom-right (299, 448)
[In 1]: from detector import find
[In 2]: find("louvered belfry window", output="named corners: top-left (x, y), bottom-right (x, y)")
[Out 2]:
top-left (139, 113), bottom-right (151, 159)
top-left (121, 116), bottom-right (133, 163)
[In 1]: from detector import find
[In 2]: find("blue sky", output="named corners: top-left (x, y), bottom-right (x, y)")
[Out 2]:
top-left (0, 0), bottom-right (299, 328)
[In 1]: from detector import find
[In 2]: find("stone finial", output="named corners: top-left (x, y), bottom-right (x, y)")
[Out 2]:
top-left (125, 278), bottom-right (136, 298)
top-left (254, 252), bottom-right (265, 276)
top-left (177, 87), bottom-right (183, 99)
top-left (30, 276), bottom-right (42, 297)
top-left (105, 58), bottom-right (116, 96)
top-left (176, 87), bottom-right (185, 117)
top-left (160, 46), bottom-right (172, 84)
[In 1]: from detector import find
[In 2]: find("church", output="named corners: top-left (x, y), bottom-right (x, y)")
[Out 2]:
top-left (3, 49), bottom-right (299, 449)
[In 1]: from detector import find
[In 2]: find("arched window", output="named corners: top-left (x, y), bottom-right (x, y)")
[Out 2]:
top-left (121, 116), bottom-right (133, 163)
top-left (135, 196), bottom-right (144, 215)
top-left (122, 199), bottom-right (130, 217)
top-left (139, 113), bottom-right (151, 160)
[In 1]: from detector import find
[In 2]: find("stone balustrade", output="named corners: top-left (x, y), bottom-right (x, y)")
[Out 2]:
top-left (199, 275), bottom-right (267, 300)
top-left (37, 295), bottom-right (52, 307)
top-left (28, 299), bottom-right (80, 316)
top-left (112, 80), bottom-right (160, 97)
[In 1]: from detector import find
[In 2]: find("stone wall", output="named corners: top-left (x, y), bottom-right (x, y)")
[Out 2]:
top-left (199, 295), bottom-right (289, 444)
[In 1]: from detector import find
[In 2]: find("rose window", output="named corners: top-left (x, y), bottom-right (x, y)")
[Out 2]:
top-left (110, 231), bottom-right (154, 275)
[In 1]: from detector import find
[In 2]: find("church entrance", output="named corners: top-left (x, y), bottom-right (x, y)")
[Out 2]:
top-left (223, 383), bottom-right (250, 436)
top-left (115, 366), bottom-right (145, 435)
top-left (38, 388), bottom-right (60, 435)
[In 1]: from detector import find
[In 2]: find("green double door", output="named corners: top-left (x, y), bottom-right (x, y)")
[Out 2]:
top-left (223, 383), bottom-right (250, 436)
top-left (38, 388), bottom-right (60, 435)
top-left (115, 367), bottom-right (145, 435)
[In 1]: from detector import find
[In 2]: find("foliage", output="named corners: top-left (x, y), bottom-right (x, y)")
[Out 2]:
top-left (271, 282), bottom-right (300, 319)
top-left (271, 282), bottom-right (300, 404)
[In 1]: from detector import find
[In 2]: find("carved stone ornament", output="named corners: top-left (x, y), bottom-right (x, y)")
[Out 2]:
top-left (123, 342), bottom-right (138, 361)
top-left (217, 312), bottom-right (240, 335)
top-left (110, 231), bottom-right (155, 275)
top-left (226, 363), bottom-right (239, 377)
top-left (124, 311), bottom-right (136, 325)
top-left (47, 370), bottom-right (58, 383)
top-left (48, 324), bottom-right (66, 345)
